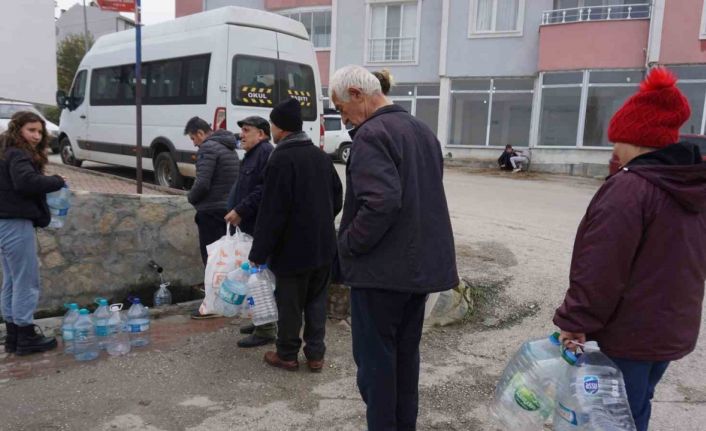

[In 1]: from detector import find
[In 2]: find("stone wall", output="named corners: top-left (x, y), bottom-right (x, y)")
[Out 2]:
top-left (0, 191), bottom-right (203, 313)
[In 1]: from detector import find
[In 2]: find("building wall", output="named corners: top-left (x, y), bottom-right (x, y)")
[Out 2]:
top-left (659, 0), bottom-right (706, 64)
top-left (334, 0), bottom-right (442, 84)
top-left (204, 0), bottom-right (265, 11)
top-left (1, 0), bottom-right (57, 105)
top-left (444, 0), bottom-right (551, 78)
top-left (317, 51), bottom-right (331, 86)
top-left (176, 0), bottom-right (205, 17)
top-left (56, 4), bottom-right (134, 43)
top-left (538, 20), bottom-right (650, 71)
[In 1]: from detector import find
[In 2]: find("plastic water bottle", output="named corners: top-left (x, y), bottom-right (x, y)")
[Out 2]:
top-left (153, 282), bottom-right (172, 308)
top-left (492, 333), bottom-right (565, 430)
top-left (106, 304), bottom-right (131, 356)
top-left (259, 264), bottom-right (275, 285)
top-left (93, 298), bottom-right (111, 350)
top-left (46, 185), bottom-right (70, 229)
top-left (73, 309), bottom-right (99, 361)
top-left (554, 342), bottom-right (636, 431)
top-left (61, 303), bottom-right (80, 354)
top-left (127, 297), bottom-right (150, 347)
top-left (246, 267), bottom-right (278, 326)
top-left (217, 262), bottom-right (251, 317)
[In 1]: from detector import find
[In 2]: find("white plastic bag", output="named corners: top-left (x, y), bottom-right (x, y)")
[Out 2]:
top-left (200, 223), bottom-right (242, 315)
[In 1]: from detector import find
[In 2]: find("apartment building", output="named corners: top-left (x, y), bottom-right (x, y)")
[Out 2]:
top-left (176, 0), bottom-right (706, 175)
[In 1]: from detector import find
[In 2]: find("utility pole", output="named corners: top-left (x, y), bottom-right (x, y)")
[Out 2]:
top-left (82, 0), bottom-right (91, 51)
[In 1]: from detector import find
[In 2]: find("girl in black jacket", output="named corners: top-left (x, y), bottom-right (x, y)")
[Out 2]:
top-left (0, 111), bottom-right (65, 356)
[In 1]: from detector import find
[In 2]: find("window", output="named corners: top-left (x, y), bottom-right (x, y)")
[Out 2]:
top-left (539, 87), bottom-right (582, 146)
top-left (583, 86), bottom-right (636, 147)
top-left (416, 99), bottom-right (440, 136)
top-left (470, 0), bottom-right (525, 37)
top-left (89, 54), bottom-right (210, 106)
top-left (545, 1), bottom-right (650, 24)
top-left (450, 78), bottom-right (533, 147)
top-left (677, 82), bottom-right (706, 135)
top-left (70, 70), bottom-right (88, 107)
top-left (324, 117), bottom-right (342, 131)
top-left (368, 2), bottom-right (419, 63)
top-left (281, 10), bottom-right (331, 48)
top-left (231, 56), bottom-right (318, 121)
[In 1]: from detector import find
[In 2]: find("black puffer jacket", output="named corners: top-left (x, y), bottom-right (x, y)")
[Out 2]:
top-left (188, 130), bottom-right (240, 212)
top-left (0, 147), bottom-right (65, 227)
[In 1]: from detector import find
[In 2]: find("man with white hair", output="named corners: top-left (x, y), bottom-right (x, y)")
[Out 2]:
top-left (330, 65), bottom-right (458, 431)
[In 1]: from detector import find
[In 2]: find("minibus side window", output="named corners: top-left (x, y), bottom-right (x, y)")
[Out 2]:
top-left (70, 70), bottom-right (87, 108)
top-left (278, 61), bottom-right (317, 121)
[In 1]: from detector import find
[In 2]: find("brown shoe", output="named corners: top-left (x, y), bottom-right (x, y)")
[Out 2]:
top-left (263, 351), bottom-right (299, 372)
top-left (307, 359), bottom-right (324, 373)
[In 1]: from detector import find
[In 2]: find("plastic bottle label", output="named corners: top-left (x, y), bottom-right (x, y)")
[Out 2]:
top-left (556, 402), bottom-right (578, 425)
top-left (62, 329), bottom-right (74, 341)
top-left (583, 375), bottom-right (599, 395)
top-left (76, 329), bottom-right (91, 341)
top-left (129, 323), bottom-right (150, 333)
top-left (513, 386), bottom-right (541, 411)
top-left (95, 326), bottom-right (109, 337)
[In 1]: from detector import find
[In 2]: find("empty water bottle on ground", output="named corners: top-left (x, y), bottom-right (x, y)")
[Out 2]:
top-left (46, 185), bottom-right (71, 229)
top-left (73, 309), bottom-right (99, 361)
top-left (554, 341), bottom-right (636, 431)
top-left (106, 304), bottom-right (131, 356)
top-left (217, 262), bottom-right (251, 317)
top-left (93, 298), bottom-right (111, 350)
top-left (61, 303), bottom-right (80, 354)
top-left (246, 267), bottom-right (278, 326)
top-left (127, 297), bottom-right (150, 347)
top-left (492, 333), bottom-right (565, 430)
top-left (153, 282), bottom-right (172, 308)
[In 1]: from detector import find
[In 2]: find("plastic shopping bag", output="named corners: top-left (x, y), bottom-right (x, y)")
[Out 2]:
top-left (200, 223), bottom-right (242, 315)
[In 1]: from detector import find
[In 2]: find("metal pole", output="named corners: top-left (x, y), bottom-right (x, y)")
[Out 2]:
top-left (82, 0), bottom-right (90, 50)
top-left (135, 0), bottom-right (143, 194)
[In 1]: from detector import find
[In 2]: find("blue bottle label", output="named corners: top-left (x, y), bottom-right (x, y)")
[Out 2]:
top-left (557, 402), bottom-right (578, 425)
top-left (583, 375), bottom-right (599, 395)
top-left (62, 329), bottom-right (74, 341)
top-left (130, 323), bottom-right (149, 333)
top-left (95, 326), bottom-right (109, 337)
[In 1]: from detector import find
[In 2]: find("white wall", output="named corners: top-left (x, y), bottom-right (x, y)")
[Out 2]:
top-left (56, 4), bottom-right (134, 43)
top-left (1, 0), bottom-right (57, 105)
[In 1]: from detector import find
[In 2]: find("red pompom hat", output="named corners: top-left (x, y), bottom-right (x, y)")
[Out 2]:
top-left (607, 67), bottom-right (691, 148)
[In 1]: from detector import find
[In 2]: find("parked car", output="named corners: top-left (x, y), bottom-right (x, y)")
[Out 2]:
top-left (0, 100), bottom-right (60, 153)
top-left (322, 110), bottom-right (352, 163)
top-left (608, 134), bottom-right (706, 175)
top-left (56, 6), bottom-right (324, 188)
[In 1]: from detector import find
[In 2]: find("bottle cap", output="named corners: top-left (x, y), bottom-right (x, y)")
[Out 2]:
top-left (65, 303), bottom-right (79, 310)
top-left (79, 309), bottom-right (90, 315)
top-left (96, 298), bottom-right (108, 306)
top-left (241, 262), bottom-right (250, 271)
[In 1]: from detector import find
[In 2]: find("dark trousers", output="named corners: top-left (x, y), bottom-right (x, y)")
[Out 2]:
top-left (351, 288), bottom-right (427, 431)
top-left (194, 209), bottom-right (228, 265)
top-left (274, 264), bottom-right (330, 362)
top-left (609, 357), bottom-right (670, 431)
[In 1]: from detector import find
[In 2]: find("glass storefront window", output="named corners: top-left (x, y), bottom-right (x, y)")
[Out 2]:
top-left (451, 79), bottom-right (491, 91)
top-left (417, 84), bottom-right (440, 96)
top-left (678, 82), bottom-right (706, 135)
top-left (539, 87), bottom-right (581, 146)
top-left (416, 98), bottom-right (440, 135)
top-left (493, 78), bottom-right (535, 91)
top-left (450, 93), bottom-right (490, 146)
top-left (589, 70), bottom-right (644, 84)
top-left (489, 92), bottom-right (533, 147)
top-left (543, 72), bottom-right (583, 85)
top-left (583, 86), bottom-right (636, 147)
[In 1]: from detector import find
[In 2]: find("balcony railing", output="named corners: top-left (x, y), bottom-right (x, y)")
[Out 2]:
top-left (368, 37), bottom-right (416, 63)
top-left (541, 4), bottom-right (651, 26)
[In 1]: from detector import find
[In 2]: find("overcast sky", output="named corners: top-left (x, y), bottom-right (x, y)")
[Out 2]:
top-left (55, 0), bottom-right (175, 25)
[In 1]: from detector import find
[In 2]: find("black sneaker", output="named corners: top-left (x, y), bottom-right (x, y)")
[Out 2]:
top-left (237, 334), bottom-right (275, 348)
top-left (16, 324), bottom-right (57, 356)
top-left (190, 310), bottom-right (221, 320)
top-left (239, 323), bottom-right (256, 334)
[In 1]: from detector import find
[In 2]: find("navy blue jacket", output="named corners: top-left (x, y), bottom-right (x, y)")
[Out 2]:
top-left (0, 146), bottom-right (64, 227)
top-left (338, 104), bottom-right (458, 293)
top-left (225, 139), bottom-right (274, 235)
top-left (249, 132), bottom-right (343, 276)
top-left (187, 130), bottom-right (240, 212)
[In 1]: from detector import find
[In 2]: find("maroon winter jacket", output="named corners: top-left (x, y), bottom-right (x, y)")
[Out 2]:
top-left (554, 142), bottom-right (706, 361)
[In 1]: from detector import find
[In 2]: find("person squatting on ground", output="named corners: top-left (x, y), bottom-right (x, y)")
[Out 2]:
top-left (223, 115), bottom-right (277, 347)
top-left (554, 67), bottom-right (706, 431)
top-left (330, 65), bottom-right (459, 431)
top-left (0, 111), bottom-right (66, 356)
top-left (248, 98), bottom-right (343, 372)
top-left (183, 117), bottom-right (240, 319)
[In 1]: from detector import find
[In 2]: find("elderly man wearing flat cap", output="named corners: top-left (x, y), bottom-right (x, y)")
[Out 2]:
top-left (225, 115), bottom-right (276, 348)
top-left (249, 98), bottom-right (343, 372)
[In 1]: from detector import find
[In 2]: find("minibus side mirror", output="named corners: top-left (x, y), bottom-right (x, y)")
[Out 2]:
top-left (56, 91), bottom-right (68, 110)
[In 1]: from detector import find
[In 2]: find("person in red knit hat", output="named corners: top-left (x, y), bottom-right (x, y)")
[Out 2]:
top-left (553, 67), bottom-right (706, 431)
